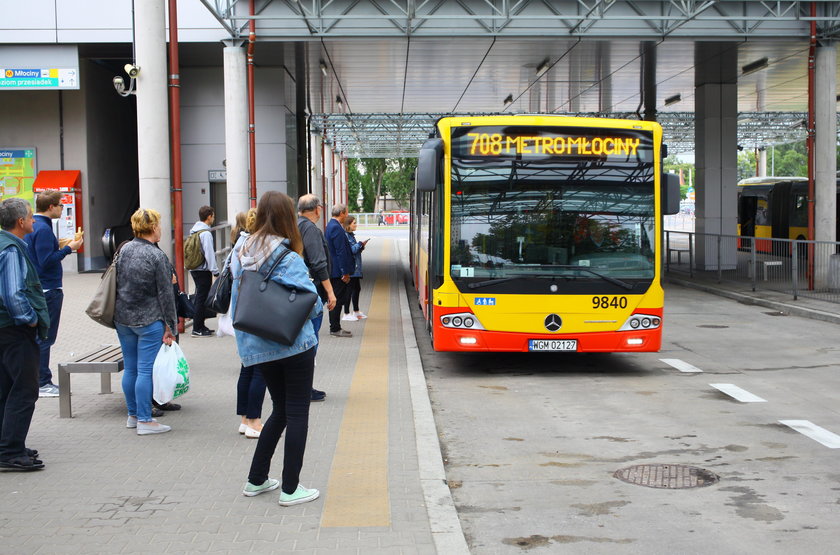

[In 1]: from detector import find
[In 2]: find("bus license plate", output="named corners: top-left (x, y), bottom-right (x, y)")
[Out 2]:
top-left (529, 339), bottom-right (578, 352)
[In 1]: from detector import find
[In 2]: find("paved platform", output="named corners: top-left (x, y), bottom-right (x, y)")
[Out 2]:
top-left (0, 235), bottom-right (467, 555)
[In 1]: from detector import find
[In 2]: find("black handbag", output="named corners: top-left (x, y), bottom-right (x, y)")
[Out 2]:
top-left (232, 247), bottom-right (319, 346)
top-left (206, 264), bottom-right (233, 314)
top-left (175, 287), bottom-right (196, 319)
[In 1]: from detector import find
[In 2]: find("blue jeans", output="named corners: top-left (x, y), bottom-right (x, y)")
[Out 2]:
top-left (116, 321), bottom-right (164, 422)
top-left (236, 365), bottom-right (266, 419)
top-left (37, 288), bottom-right (63, 387)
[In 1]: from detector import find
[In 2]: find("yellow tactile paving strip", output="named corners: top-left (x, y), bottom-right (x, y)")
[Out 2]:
top-left (321, 240), bottom-right (391, 527)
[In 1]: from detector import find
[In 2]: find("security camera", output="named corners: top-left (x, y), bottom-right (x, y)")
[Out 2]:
top-left (113, 76), bottom-right (124, 86)
top-left (124, 64), bottom-right (140, 78)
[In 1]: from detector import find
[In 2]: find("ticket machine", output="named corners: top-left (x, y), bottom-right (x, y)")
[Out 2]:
top-left (32, 170), bottom-right (83, 253)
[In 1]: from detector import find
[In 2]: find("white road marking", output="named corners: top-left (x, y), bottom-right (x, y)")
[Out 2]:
top-left (709, 383), bottom-right (767, 403)
top-left (778, 420), bottom-right (840, 449)
top-left (660, 358), bottom-right (703, 373)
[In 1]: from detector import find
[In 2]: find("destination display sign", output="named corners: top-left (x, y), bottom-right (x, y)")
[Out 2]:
top-left (451, 125), bottom-right (653, 163)
top-left (0, 68), bottom-right (79, 89)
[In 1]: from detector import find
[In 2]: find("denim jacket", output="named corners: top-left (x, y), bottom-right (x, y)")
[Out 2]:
top-left (230, 236), bottom-right (323, 367)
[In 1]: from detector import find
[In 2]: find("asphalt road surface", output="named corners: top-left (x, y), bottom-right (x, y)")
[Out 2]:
top-left (411, 282), bottom-right (840, 555)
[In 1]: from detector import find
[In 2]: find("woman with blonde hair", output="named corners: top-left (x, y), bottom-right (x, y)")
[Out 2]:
top-left (231, 192), bottom-right (323, 505)
top-left (114, 208), bottom-right (177, 435)
top-left (230, 209), bottom-right (266, 438)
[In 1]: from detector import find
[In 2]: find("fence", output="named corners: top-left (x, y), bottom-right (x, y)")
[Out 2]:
top-left (352, 212), bottom-right (410, 227)
top-left (664, 231), bottom-right (840, 304)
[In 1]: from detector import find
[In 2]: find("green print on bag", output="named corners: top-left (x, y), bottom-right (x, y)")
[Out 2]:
top-left (174, 355), bottom-right (190, 399)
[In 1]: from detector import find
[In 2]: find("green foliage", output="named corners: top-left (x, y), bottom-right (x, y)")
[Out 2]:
top-left (347, 157), bottom-right (417, 212)
top-left (663, 155), bottom-right (694, 199)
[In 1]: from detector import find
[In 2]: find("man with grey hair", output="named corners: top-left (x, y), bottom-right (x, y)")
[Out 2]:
top-left (0, 198), bottom-right (49, 470)
top-left (325, 203), bottom-right (354, 337)
top-left (298, 194), bottom-right (337, 402)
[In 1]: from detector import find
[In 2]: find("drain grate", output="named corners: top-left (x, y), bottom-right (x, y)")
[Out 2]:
top-left (614, 464), bottom-right (719, 489)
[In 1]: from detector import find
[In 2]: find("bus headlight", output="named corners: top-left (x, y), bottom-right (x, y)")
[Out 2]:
top-left (440, 312), bottom-right (485, 330)
top-left (619, 314), bottom-right (662, 331)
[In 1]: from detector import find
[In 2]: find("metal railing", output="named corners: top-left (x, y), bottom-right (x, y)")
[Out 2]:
top-left (664, 231), bottom-right (840, 304)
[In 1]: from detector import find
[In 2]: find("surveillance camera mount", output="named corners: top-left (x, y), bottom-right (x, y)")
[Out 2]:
top-left (113, 63), bottom-right (140, 97)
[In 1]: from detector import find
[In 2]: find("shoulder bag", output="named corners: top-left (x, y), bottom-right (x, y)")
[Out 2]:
top-left (85, 251), bottom-right (120, 328)
top-left (205, 252), bottom-right (233, 314)
top-left (232, 247), bottom-right (318, 346)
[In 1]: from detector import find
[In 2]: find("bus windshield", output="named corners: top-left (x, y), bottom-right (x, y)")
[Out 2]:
top-left (448, 127), bottom-right (656, 294)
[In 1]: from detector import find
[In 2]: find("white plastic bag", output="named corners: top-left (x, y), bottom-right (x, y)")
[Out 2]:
top-left (217, 310), bottom-right (235, 337)
top-left (152, 342), bottom-right (190, 404)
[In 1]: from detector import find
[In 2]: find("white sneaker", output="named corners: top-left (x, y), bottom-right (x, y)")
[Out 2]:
top-left (137, 420), bottom-right (171, 435)
top-left (38, 385), bottom-right (59, 398)
top-left (341, 313), bottom-right (358, 321)
top-left (355, 311), bottom-right (367, 319)
top-left (278, 484), bottom-right (320, 506)
top-left (126, 415), bottom-right (138, 429)
top-left (244, 426), bottom-right (261, 439)
top-left (239, 423), bottom-right (247, 434)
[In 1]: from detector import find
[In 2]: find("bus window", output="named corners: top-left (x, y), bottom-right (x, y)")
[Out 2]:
top-left (790, 193), bottom-right (808, 228)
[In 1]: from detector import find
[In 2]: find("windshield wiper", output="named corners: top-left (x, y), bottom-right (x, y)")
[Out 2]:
top-left (467, 277), bottom-right (518, 289)
top-left (555, 265), bottom-right (635, 291)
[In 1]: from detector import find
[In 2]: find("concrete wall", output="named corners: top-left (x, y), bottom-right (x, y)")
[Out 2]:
top-left (180, 60), bottom-right (294, 235)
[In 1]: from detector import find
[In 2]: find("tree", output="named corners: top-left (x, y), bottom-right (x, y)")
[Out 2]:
top-left (663, 155), bottom-right (695, 199)
top-left (358, 159), bottom-right (387, 212)
top-left (382, 158), bottom-right (417, 207)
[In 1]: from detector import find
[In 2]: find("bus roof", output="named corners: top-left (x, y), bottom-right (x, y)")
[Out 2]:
top-left (738, 176), bottom-right (808, 186)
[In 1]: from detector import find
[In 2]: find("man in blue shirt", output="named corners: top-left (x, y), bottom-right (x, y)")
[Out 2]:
top-left (325, 204), bottom-right (354, 337)
top-left (24, 190), bottom-right (83, 397)
top-left (0, 198), bottom-right (50, 471)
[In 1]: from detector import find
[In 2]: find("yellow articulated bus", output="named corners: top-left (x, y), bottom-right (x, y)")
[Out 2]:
top-left (409, 115), bottom-right (680, 353)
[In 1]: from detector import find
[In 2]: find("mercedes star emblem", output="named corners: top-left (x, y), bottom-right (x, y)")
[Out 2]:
top-left (544, 314), bottom-right (562, 332)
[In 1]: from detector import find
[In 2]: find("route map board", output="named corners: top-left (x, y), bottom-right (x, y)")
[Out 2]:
top-left (0, 148), bottom-right (37, 205)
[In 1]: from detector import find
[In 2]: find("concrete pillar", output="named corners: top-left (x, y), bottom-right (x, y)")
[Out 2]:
top-left (324, 143), bottom-right (334, 208)
top-left (694, 43), bottom-right (739, 271)
top-left (134, 0), bottom-right (172, 259)
top-left (223, 40), bottom-right (249, 222)
top-left (815, 43), bottom-right (837, 244)
top-left (815, 42), bottom-right (837, 289)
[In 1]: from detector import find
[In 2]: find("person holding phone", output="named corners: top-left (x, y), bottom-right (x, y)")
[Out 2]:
top-left (341, 215), bottom-right (369, 321)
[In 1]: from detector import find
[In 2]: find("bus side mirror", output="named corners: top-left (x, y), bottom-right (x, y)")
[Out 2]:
top-left (662, 173), bottom-right (680, 215)
top-left (416, 138), bottom-right (443, 192)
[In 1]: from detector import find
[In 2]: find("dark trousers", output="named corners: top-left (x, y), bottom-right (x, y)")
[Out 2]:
top-left (343, 277), bottom-right (361, 313)
top-left (236, 365), bottom-right (266, 419)
top-left (36, 288), bottom-right (63, 387)
top-left (190, 270), bottom-right (212, 332)
top-left (328, 278), bottom-right (350, 332)
top-left (247, 347), bottom-right (315, 494)
top-left (0, 326), bottom-right (39, 461)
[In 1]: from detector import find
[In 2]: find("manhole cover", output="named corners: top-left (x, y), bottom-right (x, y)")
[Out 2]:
top-left (614, 464), bottom-right (719, 489)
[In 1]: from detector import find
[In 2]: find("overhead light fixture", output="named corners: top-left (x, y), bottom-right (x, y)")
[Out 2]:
top-left (503, 94), bottom-right (513, 107)
top-left (535, 59), bottom-right (550, 77)
top-left (319, 60), bottom-right (328, 76)
top-left (664, 94), bottom-right (682, 107)
top-left (741, 57), bottom-right (769, 76)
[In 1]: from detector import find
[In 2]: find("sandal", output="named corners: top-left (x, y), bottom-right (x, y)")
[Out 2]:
top-left (0, 456), bottom-right (45, 471)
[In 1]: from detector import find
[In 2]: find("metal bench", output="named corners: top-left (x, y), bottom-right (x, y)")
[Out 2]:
top-left (57, 345), bottom-right (124, 418)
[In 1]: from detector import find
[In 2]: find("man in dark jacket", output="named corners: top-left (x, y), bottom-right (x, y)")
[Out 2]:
top-left (297, 195), bottom-right (337, 402)
top-left (325, 204), bottom-right (355, 337)
top-left (24, 190), bottom-right (83, 397)
top-left (0, 198), bottom-right (49, 471)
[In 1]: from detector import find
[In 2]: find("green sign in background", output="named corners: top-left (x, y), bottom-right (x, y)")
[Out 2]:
top-left (0, 148), bottom-right (37, 206)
